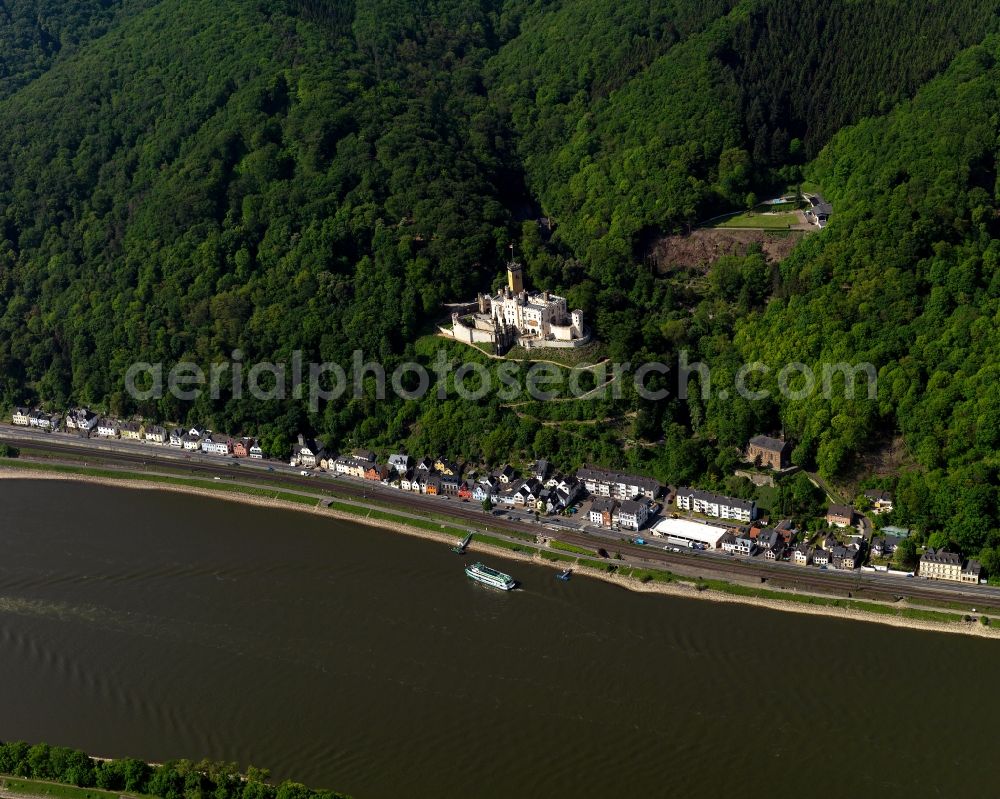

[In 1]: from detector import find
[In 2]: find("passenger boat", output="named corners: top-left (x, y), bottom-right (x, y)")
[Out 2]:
top-left (465, 562), bottom-right (516, 591)
top-left (556, 568), bottom-right (572, 581)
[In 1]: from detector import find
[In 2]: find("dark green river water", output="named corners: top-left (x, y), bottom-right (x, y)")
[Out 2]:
top-left (0, 479), bottom-right (994, 798)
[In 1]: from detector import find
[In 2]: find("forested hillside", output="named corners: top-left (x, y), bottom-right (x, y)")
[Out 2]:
top-left (0, 0), bottom-right (997, 558)
top-left (0, 0), bottom-right (155, 99)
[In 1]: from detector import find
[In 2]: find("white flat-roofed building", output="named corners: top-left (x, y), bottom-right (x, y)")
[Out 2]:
top-left (651, 517), bottom-right (729, 549)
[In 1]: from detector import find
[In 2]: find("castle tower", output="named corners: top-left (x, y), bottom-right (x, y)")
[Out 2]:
top-left (507, 259), bottom-right (524, 294)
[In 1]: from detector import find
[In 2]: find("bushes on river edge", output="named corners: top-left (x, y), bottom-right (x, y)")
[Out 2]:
top-left (0, 742), bottom-right (349, 799)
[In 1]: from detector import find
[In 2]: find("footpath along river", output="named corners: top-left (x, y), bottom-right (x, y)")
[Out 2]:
top-left (0, 479), bottom-right (995, 798)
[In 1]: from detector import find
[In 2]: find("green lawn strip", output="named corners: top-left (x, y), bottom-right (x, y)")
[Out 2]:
top-left (618, 566), bottom-right (676, 583)
top-left (540, 551), bottom-right (575, 563)
top-left (473, 534), bottom-right (539, 555)
top-left (576, 558), bottom-right (618, 573)
top-left (550, 540), bottom-right (596, 556)
top-left (713, 211), bottom-right (799, 229)
top-left (0, 776), bottom-right (148, 799)
top-left (325, 500), bottom-right (468, 539)
top-left (693, 578), bottom-right (966, 623)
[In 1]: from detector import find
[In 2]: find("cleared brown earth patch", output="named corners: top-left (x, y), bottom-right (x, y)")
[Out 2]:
top-left (650, 228), bottom-right (806, 272)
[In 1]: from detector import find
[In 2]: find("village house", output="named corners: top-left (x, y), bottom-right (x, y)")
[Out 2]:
top-left (720, 532), bottom-right (738, 553)
top-left (805, 195), bottom-right (832, 227)
top-left (871, 534), bottom-right (901, 558)
top-left (835, 544), bottom-right (862, 570)
top-left (675, 487), bottom-right (756, 522)
top-left (576, 465), bottom-right (660, 501)
top-left (232, 438), bottom-right (253, 458)
top-left (472, 482), bottom-right (498, 504)
top-left (65, 408), bottom-right (99, 432)
top-left (733, 533), bottom-right (755, 556)
top-left (145, 425), bottom-right (167, 444)
top-left (12, 407), bottom-right (31, 426)
top-left (822, 532), bottom-right (839, 551)
top-left (169, 428), bottom-right (184, 447)
top-left (434, 458), bottom-right (461, 476)
top-left (458, 481), bottom-right (473, 500)
top-left (864, 489), bottom-right (894, 514)
top-left (415, 457), bottom-right (434, 473)
top-left (120, 421), bottom-right (145, 441)
top-left (813, 548), bottom-right (831, 567)
top-left (841, 545), bottom-right (863, 569)
top-left (826, 504), bottom-right (854, 528)
top-left (349, 458), bottom-right (370, 479)
top-left (388, 454), bottom-right (410, 475)
top-left (829, 545), bottom-right (847, 568)
top-left (96, 418), bottom-right (120, 438)
top-left (249, 441), bottom-right (263, 459)
top-left (544, 487), bottom-right (575, 514)
top-left (439, 474), bottom-right (462, 495)
top-left (333, 455), bottom-right (353, 475)
top-left (613, 500), bottom-right (649, 531)
top-left (29, 410), bottom-right (59, 430)
top-left (495, 465), bottom-right (515, 484)
top-left (201, 436), bottom-right (232, 456)
top-left (588, 498), bottom-right (616, 528)
top-left (181, 431), bottom-right (201, 450)
top-left (774, 519), bottom-right (797, 547)
top-left (745, 435), bottom-right (792, 471)
top-left (400, 471), bottom-right (415, 492)
top-left (792, 543), bottom-right (813, 566)
top-left (533, 459), bottom-right (550, 481)
top-left (290, 435), bottom-right (323, 468)
top-left (425, 476), bottom-right (441, 496)
top-left (755, 528), bottom-right (782, 555)
top-left (962, 560), bottom-right (983, 584)
top-left (919, 550), bottom-right (963, 582)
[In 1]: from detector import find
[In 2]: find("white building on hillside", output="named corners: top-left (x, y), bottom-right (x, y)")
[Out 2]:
top-left (443, 260), bottom-right (588, 353)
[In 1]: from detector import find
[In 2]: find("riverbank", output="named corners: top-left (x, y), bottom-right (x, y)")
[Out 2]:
top-left (1, 464), bottom-right (997, 639)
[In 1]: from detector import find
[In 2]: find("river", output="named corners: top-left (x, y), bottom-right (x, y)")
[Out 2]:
top-left (0, 479), bottom-right (994, 798)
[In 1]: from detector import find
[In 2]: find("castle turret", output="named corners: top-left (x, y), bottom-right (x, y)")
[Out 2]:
top-left (507, 260), bottom-right (524, 294)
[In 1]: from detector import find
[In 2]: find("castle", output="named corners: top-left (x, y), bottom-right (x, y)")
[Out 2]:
top-left (442, 260), bottom-right (589, 354)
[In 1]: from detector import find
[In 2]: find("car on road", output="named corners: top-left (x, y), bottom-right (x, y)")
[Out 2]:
top-left (266, 466), bottom-right (274, 471)
top-left (300, 470), bottom-right (311, 477)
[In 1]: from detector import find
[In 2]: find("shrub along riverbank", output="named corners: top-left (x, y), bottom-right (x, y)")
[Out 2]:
top-left (0, 742), bottom-right (349, 799)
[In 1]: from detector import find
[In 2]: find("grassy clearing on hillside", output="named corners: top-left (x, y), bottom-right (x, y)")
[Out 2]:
top-left (711, 211), bottom-right (801, 229)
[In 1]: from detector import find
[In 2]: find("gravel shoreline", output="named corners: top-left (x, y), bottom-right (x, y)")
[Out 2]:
top-left (2, 469), bottom-right (997, 640)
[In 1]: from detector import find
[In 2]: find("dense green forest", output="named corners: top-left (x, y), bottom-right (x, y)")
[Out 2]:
top-left (0, 0), bottom-right (998, 563)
